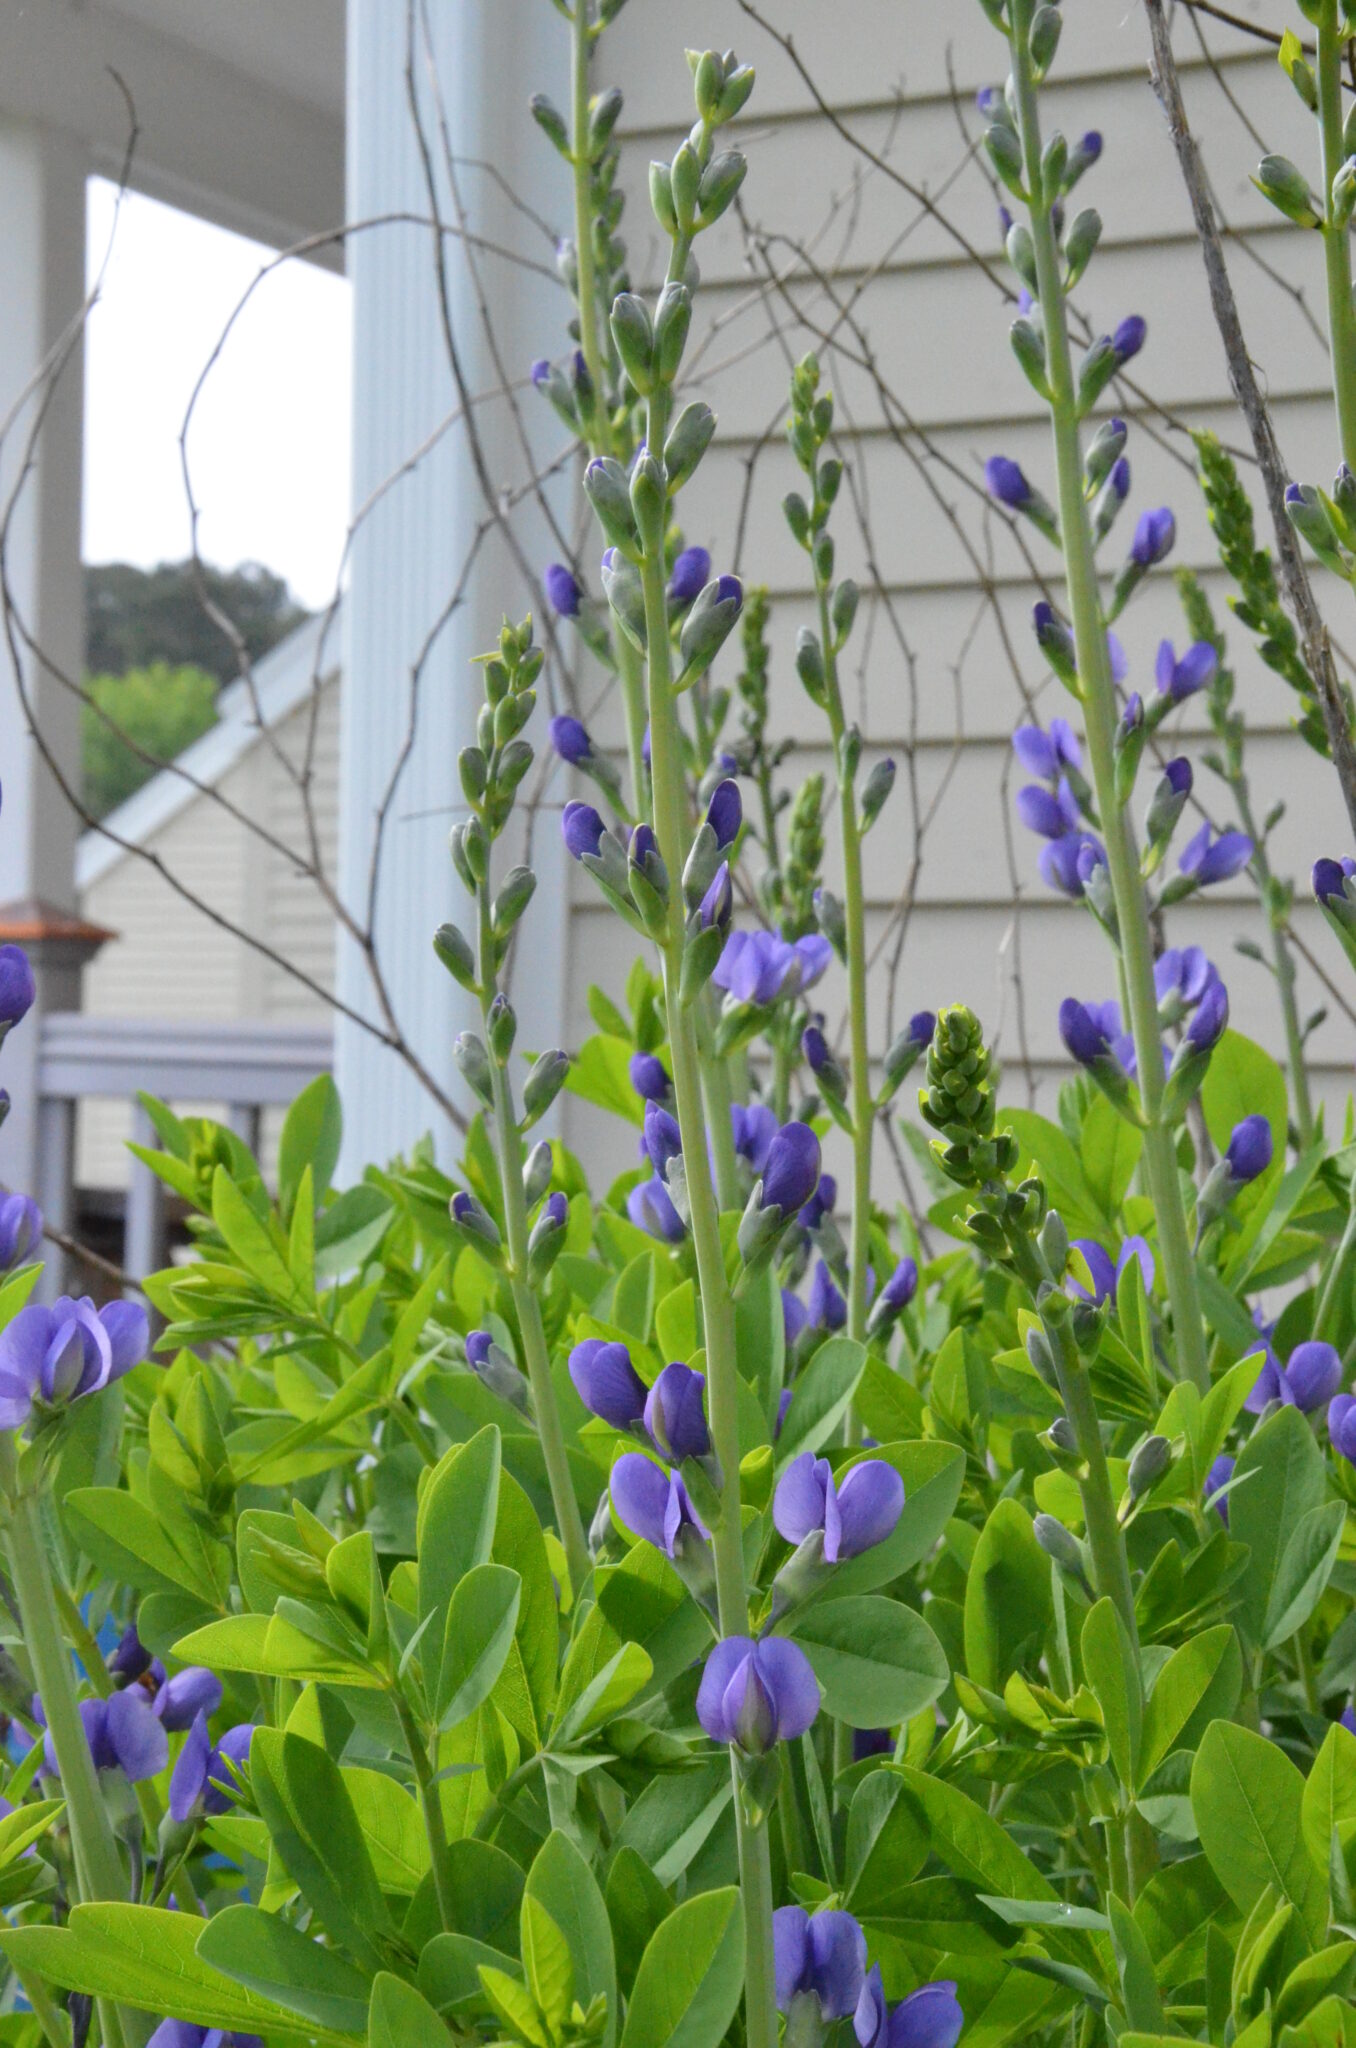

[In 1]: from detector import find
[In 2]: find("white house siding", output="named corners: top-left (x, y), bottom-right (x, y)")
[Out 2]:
top-left (75, 677), bottom-right (340, 1188)
top-left (553, 1), bottom-right (1356, 1181)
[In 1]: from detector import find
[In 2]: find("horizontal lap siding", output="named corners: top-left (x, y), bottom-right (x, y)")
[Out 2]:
top-left (75, 679), bottom-right (340, 1190)
top-left (559, 11), bottom-right (1354, 1175)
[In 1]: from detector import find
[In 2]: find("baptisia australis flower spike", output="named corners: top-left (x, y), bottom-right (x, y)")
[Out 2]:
top-left (696, 1634), bottom-right (820, 1753)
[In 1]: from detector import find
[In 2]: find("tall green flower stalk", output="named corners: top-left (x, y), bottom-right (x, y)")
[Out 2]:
top-left (1312, 0), bottom-right (1356, 471)
top-left (441, 624), bottom-right (592, 1597)
top-left (783, 358), bottom-right (887, 1377)
top-left (0, 1437), bottom-right (136, 2048)
top-left (587, 51), bottom-right (778, 2048)
top-left (1003, 0), bottom-right (1210, 1393)
top-left (556, 0), bottom-right (650, 820)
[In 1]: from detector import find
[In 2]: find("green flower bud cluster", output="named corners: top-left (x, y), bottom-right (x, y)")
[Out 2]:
top-left (918, 1005), bottom-right (1019, 1191)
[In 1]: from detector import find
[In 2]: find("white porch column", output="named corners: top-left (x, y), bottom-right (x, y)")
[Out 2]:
top-left (337, 0), bottom-right (570, 1179)
top-left (0, 122), bottom-right (88, 1207)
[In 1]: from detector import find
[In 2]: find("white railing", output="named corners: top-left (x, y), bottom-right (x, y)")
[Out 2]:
top-left (37, 1015), bottom-right (333, 1287)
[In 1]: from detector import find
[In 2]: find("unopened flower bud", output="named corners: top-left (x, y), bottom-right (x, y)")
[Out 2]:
top-left (585, 457), bottom-right (640, 553)
top-left (522, 1050), bottom-right (570, 1128)
top-left (649, 160), bottom-right (677, 235)
top-left (588, 86), bottom-right (624, 157)
top-left (529, 93), bottom-right (569, 154)
top-left (610, 292), bottom-right (654, 393)
top-left (487, 993), bottom-right (517, 1065)
top-left (678, 576), bottom-right (743, 682)
top-left (813, 886), bottom-right (846, 961)
top-left (1254, 152), bottom-right (1320, 227)
top-left (653, 281), bottom-right (692, 383)
top-left (697, 150), bottom-right (747, 227)
top-left (1064, 207), bottom-right (1101, 290)
top-left (1127, 1434), bottom-right (1171, 1500)
top-left (527, 1191), bottom-right (570, 1282)
top-left (450, 1190), bottom-right (502, 1256)
top-left (985, 120), bottom-right (1025, 196)
top-left (664, 401), bottom-right (716, 490)
top-left (830, 578), bottom-right (859, 650)
top-left (1034, 1512), bottom-right (1086, 1576)
top-left (454, 1031), bottom-right (495, 1105)
top-left (433, 922), bottom-right (477, 991)
top-left (795, 626), bottom-right (827, 705)
top-left (1084, 416), bottom-right (1127, 491)
top-left (523, 1140), bottom-right (553, 1208)
top-left (860, 757), bottom-right (896, 832)
top-left (600, 547), bottom-right (647, 647)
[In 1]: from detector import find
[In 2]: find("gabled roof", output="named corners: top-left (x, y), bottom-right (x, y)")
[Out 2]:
top-left (75, 604), bottom-right (343, 891)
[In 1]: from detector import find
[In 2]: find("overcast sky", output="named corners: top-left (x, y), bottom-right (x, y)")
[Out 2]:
top-left (83, 177), bottom-right (352, 611)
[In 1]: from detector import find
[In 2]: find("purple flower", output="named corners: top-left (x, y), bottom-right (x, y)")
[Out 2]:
top-left (153, 1666), bottom-right (222, 1732)
top-left (1131, 507), bottom-right (1176, 567)
top-left (855, 1971), bottom-right (963, 2048)
top-left (802, 1025), bottom-right (831, 1076)
top-left (43, 1689), bottom-right (167, 1784)
top-left (610, 1452), bottom-right (709, 1558)
top-left (761, 1122), bottom-right (822, 1214)
top-left (629, 1051), bottom-right (670, 1103)
top-left (775, 1452), bottom-right (904, 1560)
top-left (1013, 718), bottom-right (1082, 784)
top-left (1283, 1341), bottom-right (1343, 1413)
top-left (853, 1727), bottom-right (893, 1761)
top-left (1080, 130), bottom-right (1103, 162)
top-left (0, 1194), bottom-right (41, 1271)
top-left (1059, 997), bottom-right (1112, 1067)
top-left (976, 85), bottom-right (1005, 116)
top-left (0, 946), bottom-right (35, 1029)
top-left (1314, 855), bottom-right (1356, 905)
top-left (800, 1173), bottom-right (837, 1232)
top-left (1154, 639), bottom-right (1217, 703)
top-left (1118, 1237), bottom-right (1155, 1290)
top-left (466, 1331), bottom-right (493, 1369)
top-left (1112, 315), bottom-right (1147, 363)
top-left (706, 779), bottom-right (742, 850)
top-left (732, 1102), bottom-right (780, 1175)
top-left (713, 930), bottom-right (831, 1007)
top-left (1154, 946), bottom-right (1221, 1019)
top-left (569, 1338), bottom-right (647, 1428)
top-left (168, 1713), bottom-right (254, 1823)
top-left (1204, 1452), bottom-right (1234, 1525)
top-left (0, 1296), bottom-right (149, 1431)
top-left (530, 359), bottom-right (550, 387)
top-left (645, 1361), bottom-right (711, 1461)
top-left (807, 1259), bottom-right (847, 1332)
top-left (1225, 1114), bottom-right (1273, 1185)
top-left (627, 1176), bottom-right (685, 1242)
top-left (985, 456), bottom-right (1032, 508)
top-left (668, 546), bottom-right (711, 604)
top-left (1329, 1393), bottom-right (1356, 1464)
top-left (1179, 821), bottom-right (1253, 887)
top-left (1069, 1238), bottom-right (1116, 1305)
top-left (561, 800), bottom-right (606, 861)
top-left (782, 1290), bottom-right (809, 1348)
top-left (148, 2028), bottom-right (262, 2048)
top-left (1185, 978), bottom-right (1229, 1051)
top-left (773, 1906), bottom-right (868, 2020)
top-left (109, 1625), bottom-right (152, 1684)
top-left (1016, 779), bottom-right (1080, 840)
top-left (544, 563), bottom-right (582, 617)
top-left (643, 1100), bottom-right (683, 1178)
top-left (698, 861), bottom-right (732, 931)
top-left (1040, 831), bottom-right (1105, 896)
top-left (549, 714), bottom-right (593, 765)
top-left (878, 1257), bottom-right (918, 1316)
top-left (1119, 693), bottom-right (1143, 742)
top-left (696, 1635), bottom-right (820, 1751)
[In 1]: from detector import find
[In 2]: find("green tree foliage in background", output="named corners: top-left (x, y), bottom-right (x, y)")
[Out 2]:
top-left (81, 663), bottom-right (220, 820)
top-left (80, 559), bottom-right (307, 819)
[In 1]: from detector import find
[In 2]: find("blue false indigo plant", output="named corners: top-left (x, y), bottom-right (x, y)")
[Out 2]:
top-left (5, 10), bottom-right (1356, 2048)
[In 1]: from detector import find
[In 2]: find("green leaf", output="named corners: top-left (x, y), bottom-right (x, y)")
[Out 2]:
top-left (613, 1253), bottom-right (656, 1343)
top-left (419, 1426), bottom-right (501, 1711)
top-left (845, 1770), bottom-right (928, 1917)
top-left (436, 1563), bottom-right (522, 1729)
top-left (1081, 1093), bottom-right (1143, 1219)
top-left (654, 1280), bottom-right (698, 1363)
top-left (339, 1768), bottom-right (430, 1894)
top-left (1138, 1625), bottom-right (1240, 1786)
top-left (251, 1731), bottom-right (391, 1972)
top-left (64, 1485), bottom-right (222, 1603)
top-left (963, 1496), bottom-right (1053, 1692)
top-left (1201, 1029), bottom-right (1288, 1160)
top-left (1081, 1598), bottom-right (1141, 1790)
top-left (491, 1468), bottom-right (559, 1745)
top-left (734, 1260), bottom-right (785, 1426)
top-left (1264, 1501), bottom-right (1347, 1649)
top-left (775, 1337), bottom-right (866, 1467)
top-left (619, 1888), bottom-right (744, 2048)
top-left (896, 1766), bottom-right (1058, 1901)
top-left (787, 1596), bottom-right (949, 1727)
top-left (565, 1033), bottom-right (644, 1124)
top-left (520, 1895), bottom-right (573, 2035)
top-left (526, 1831), bottom-right (616, 2048)
top-left (613, 1761), bottom-right (733, 1888)
top-left (0, 1906), bottom-right (328, 2043)
top-left (605, 1848), bottom-right (671, 2002)
top-left (1231, 1404), bottom-right (1326, 1649)
top-left (1108, 1893), bottom-right (1167, 2034)
top-left (368, 1972), bottom-right (453, 2046)
top-left (196, 1904), bottom-right (371, 2035)
top-left (211, 1164), bottom-right (300, 1304)
top-left (1191, 1720), bottom-right (1327, 1941)
top-left (1301, 1719), bottom-right (1356, 1875)
top-left (1004, 1108), bottom-right (1114, 1238)
top-left (277, 1074), bottom-right (343, 1223)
